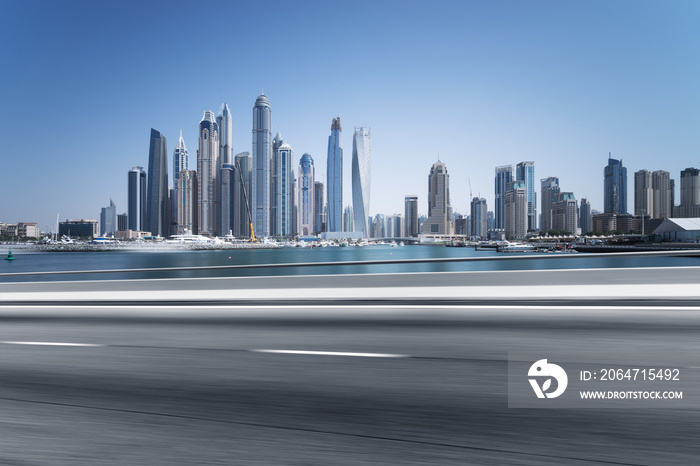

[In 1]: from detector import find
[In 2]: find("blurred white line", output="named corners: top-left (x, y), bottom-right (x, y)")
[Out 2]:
top-left (250, 349), bottom-right (409, 358)
top-left (0, 341), bottom-right (103, 347)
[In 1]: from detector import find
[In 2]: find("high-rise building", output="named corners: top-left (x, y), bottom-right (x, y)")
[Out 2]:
top-left (421, 161), bottom-right (453, 235)
top-left (271, 136), bottom-right (294, 237)
top-left (173, 130), bottom-right (188, 185)
top-left (351, 127), bottom-right (371, 237)
top-left (219, 163), bottom-right (234, 236)
top-left (516, 162), bottom-right (536, 231)
top-left (404, 195), bottom-right (419, 237)
top-left (540, 177), bottom-right (560, 233)
top-left (579, 198), bottom-right (592, 234)
top-left (327, 117), bottom-right (343, 232)
top-left (372, 214), bottom-right (385, 238)
top-left (233, 152), bottom-right (252, 238)
top-left (505, 180), bottom-right (527, 239)
top-left (176, 169), bottom-right (197, 235)
top-left (117, 213), bottom-right (127, 232)
top-left (470, 197), bottom-right (488, 239)
top-left (252, 94), bottom-right (272, 237)
top-left (100, 199), bottom-right (117, 236)
top-left (494, 165), bottom-right (513, 230)
top-left (652, 170), bottom-right (672, 219)
top-left (343, 206), bottom-right (354, 232)
top-left (146, 128), bottom-right (169, 237)
top-left (604, 154), bottom-right (627, 215)
top-left (217, 103), bottom-right (233, 166)
top-left (297, 153), bottom-right (315, 236)
top-left (552, 192), bottom-right (577, 234)
top-left (127, 166), bottom-right (146, 232)
top-left (674, 167), bottom-right (700, 218)
top-left (634, 169), bottom-right (653, 217)
top-left (314, 181), bottom-right (325, 234)
top-left (197, 110), bottom-right (219, 236)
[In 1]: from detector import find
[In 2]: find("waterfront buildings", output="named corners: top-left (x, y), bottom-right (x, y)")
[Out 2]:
top-left (100, 199), bottom-right (117, 236)
top-left (552, 192), bottom-right (577, 234)
top-left (404, 195), bottom-right (419, 237)
top-left (421, 161), bottom-right (454, 235)
top-left (233, 152), bottom-right (252, 238)
top-left (327, 117), bottom-right (343, 232)
top-left (580, 197), bottom-right (592, 234)
top-left (470, 197), bottom-right (488, 239)
top-left (196, 110), bottom-right (219, 236)
top-left (59, 219), bottom-right (99, 238)
top-left (494, 165), bottom-right (513, 230)
top-left (351, 127), bottom-right (371, 237)
top-left (505, 180), bottom-right (527, 239)
top-left (652, 171), bottom-right (673, 219)
top-left (314, 181), bottom-right (325, 234)
top-left (252, 94), bottom-right (272, 237)
top-left (297, 153), bottom-right (315, 236)
top-left (673, 167), bottom-right (700, 218)
top-left (271, 136), bottom-right (294, 236)
top-left (173, 131), bottom-right (188, 184)
top-left (516, 161), bottom-right (536, 231)
top-left (176, 169), bottom-right (197, 235)
top-left (146, 129), bottom-right (169, 237)
top-left (634, 169), bottom-right (653, 218)
top-left (540, 176), bottom-right (560, 234)
top-left (127, 166), bottom-right (146, 231)
top-left (604, 154), bottom-right (627, 215)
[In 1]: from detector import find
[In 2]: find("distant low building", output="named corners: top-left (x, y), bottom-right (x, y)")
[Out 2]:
top-left (653, 218), bottom-right (700, 242)
top-left (59, 219), bottom-right (99, 238)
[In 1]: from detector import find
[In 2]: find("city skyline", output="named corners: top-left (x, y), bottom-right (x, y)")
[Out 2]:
top-left (2, 1), bottom-right (699, 231)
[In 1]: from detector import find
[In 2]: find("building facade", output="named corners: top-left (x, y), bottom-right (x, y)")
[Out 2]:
top-left (128, 166), bottom-right (147, 232)
top-left (604, 154), bottom-right (627, 215)
top-left (552, 192), bottom-right (577, 234)
top-left (540, 176), bottom-right (560, 234)
top-left (421, 161), bottom-right (453, 235)
top-left (100, 199), bottom-right (117, 236)
top-left (176, 169), bottom-right (197, 235)
top-left (233, 152), bottom-right (252, 238)
top-left (505, 180), bottom-right (527, 240)
top-left (271, 139), bottom-right (294, 237)
top-left (146, 128), bottom-right (169, 237)
top-left (351, 127), bottom-right (371, 237)
top-left (516, 161), bottom-right (536, 231)
top-left (470, 197), bottom-right (488, 239)
top-left (652, 170), bottom-right (673, 219)
top-left (252, 94), bottom-right (272, 237)
top-left (173, 130), bottom-right (188, 185)
top-left (197, 110), bottom-right (219, 236)
top-left (579, 197), bottom-right (592, 234)
top-left (404, 195), bottom-right (419, 237)
top-left (314, 181), bottom-right (325, 234)
top-left (494, 165), bottom-right (513, 231)
top-left (326, 117), bottom-right (343, 232)
top-left (297, 153), bottom-right (315, 236)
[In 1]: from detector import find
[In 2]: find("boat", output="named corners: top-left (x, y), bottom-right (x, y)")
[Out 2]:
top-left (497, 242), bottom-right (536, 252)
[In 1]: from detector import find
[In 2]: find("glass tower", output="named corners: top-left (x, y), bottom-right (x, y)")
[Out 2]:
top-left (173, 130), bottom-right (188, 185)
top-left (326, 117), bottom-right (343, 232)
top-left (252, 94), bottom-right (272, 237)
top-left (197, 110), bottom-right (219, 236)
top-left (128, 166), bottom-right (146, 231)
top-left (516, 161), bottom-right (536, 231)
top-left (494, 165), bottom-right (513, 230)
top-left (146, 128), bottom-right (169, 237)
top-left (604, 154), bottom-right (627, 214)
top-left (297, 153), bottom-right (315, 237)
top-left (352, 127), bottom-right (371, 237)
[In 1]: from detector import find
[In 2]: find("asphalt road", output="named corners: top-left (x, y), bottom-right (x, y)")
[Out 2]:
top-left (1, 305), bottom-right (699, 465)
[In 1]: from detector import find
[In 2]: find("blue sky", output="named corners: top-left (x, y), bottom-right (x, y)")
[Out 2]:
top-left (2, 0), bottom-right (699, 231)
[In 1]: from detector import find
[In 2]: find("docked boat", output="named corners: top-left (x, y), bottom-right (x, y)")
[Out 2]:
top-left (497, 242), bottom-right (536, 252)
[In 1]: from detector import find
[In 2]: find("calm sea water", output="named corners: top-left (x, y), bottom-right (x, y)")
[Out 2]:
top-left (1, 245), bottom-right (697, 282)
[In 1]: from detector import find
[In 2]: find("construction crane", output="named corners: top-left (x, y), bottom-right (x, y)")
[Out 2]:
top-left (235, 160), bottom-right (257, 242)
top-left (468, 177), bottom-right (473, 199)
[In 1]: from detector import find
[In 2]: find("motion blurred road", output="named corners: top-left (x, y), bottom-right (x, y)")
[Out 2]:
top-left (1, 268), bottom-right (699, 465)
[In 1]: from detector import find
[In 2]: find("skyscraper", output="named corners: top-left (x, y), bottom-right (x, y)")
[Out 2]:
top-left (176, 170), bottom-right (197, 235)
top-left (505, 180), bottom-right (527, 239)
top-left (197, 110), bottom-right (219, 236)
top-left (351, 127), bottom-right (371, 237)
top-left (634, 169), bottom-right (653, 217)
top-left (343, 206), bottom-right (354, 232)
top-left (219, 163), bottom-right (234, 236)
top-left (233, 152), bottom-right (252, 238)
top-left (421, 161), bottom-right (453, 235)
top-left (580, 197), bottom-right (592, 234)
top-left (494, 165), bottom-right (513, 230)
top-left (652, 170), bottom-right (672, 219)
top-left (314, 181), bottom-right (325, 234)
top-left (404, 195), bottom-right (419, 237)
top-left (146, 128), bottom-right (169, 237)
top-left (297, 153), bottom-right (315, 236)
top-left (516, 161), bottom-right (536, 231)
top-left (552, 192), bottom-right (577, 234)
top-left (470, 197), bottom-right (487, 239)
top-left (540, 176), bottom-right (560, 234)
top-left (271, 136), bottom-right (294, 237)
top-left (604, 154), bottom-right (627, 215)
top-left (100, 199), bottom-right (117, 236)
top-left (173, 130), bottom-right (188, 184)
top-left (327, 117), bottom-right (343, 232)
top-left (127, 166), bottom-right (146, 232)
top-left (252, 94), bottom-right (272, 237)
top-left (674, 167), bottom-right (700, 218)
top-left (217, 103), bottom-right (233, 166)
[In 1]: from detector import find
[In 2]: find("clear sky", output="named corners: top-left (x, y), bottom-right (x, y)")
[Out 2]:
top-left (2, 0), bottom-right (699, 232)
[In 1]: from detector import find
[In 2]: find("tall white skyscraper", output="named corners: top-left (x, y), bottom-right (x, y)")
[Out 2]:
top-left (173, 130), bottom-right (188, 185)
top-left (327, 116), bottom-right (343, 232)
top-left (252, 94), bottom-right (272, 237)
top-left (351, 127), bottom-right (371, 237)
top-left (271, 136), bottom-right (294, 237)
top-left (197, 110), bottom-right (219, 236)
top-left (516, 161), bottom-right (536, 231)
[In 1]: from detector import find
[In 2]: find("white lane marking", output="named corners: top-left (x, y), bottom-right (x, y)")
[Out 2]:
top-left (250, 349), bottom-right (409, 358)
top-left (0, 341), bottom-right (103, 347)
